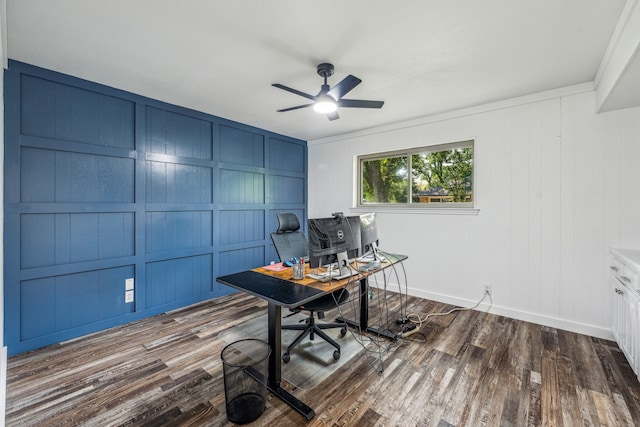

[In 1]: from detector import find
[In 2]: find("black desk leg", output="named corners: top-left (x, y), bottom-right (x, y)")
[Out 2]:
top-left (337, 278), bottom-right (397, 340)
top-left (266, 302), bottom-right (316, 420)
top-left (267, 302), bottom-right (281, 389)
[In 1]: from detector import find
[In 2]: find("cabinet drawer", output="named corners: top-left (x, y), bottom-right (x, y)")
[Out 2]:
top-left (622, 268), bottom-right (640, 292)
top-left (610, 258), bottom-right (624, 278)
top-left (611, 258), bottom-right (640, 293)
top-left (622, 267), bottom-right (640, 293)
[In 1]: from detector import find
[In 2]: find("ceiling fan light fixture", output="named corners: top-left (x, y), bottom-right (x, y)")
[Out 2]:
top-left (313, 95), bottom-right (337, 114)
top-left (273, 63), bottom-right (383, 120)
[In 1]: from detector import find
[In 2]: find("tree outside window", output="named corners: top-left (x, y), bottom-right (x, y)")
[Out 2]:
top-left (359, 141), bottom-right (473, 207)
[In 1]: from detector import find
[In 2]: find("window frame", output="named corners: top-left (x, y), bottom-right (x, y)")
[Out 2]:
top-left (356, 139), bottom-right (476, 212)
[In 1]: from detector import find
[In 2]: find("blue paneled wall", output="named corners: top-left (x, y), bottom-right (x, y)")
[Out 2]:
top-left (4, 61), bottom-right (307, 355)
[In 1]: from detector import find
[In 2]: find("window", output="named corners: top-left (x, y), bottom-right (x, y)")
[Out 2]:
top-left (358, 140), bottom-right (474, 208)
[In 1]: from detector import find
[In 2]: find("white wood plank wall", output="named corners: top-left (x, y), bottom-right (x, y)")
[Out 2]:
top-left (308, 88), bottom-right (640, 339)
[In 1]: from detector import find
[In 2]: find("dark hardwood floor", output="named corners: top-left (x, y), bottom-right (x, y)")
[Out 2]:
top-left (6, 287), bottom-right (640, 426)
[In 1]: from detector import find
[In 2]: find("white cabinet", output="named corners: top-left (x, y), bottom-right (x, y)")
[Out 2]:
top-left (611, 276), bottom-right (638, 369)
top-left (610, 248), bottom-right (640, 379)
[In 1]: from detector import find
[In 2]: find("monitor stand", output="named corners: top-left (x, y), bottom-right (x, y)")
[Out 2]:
top-left (336, 251), bottom-right (352, 277)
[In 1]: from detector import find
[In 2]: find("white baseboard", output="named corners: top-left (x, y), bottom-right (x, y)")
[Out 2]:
top-left (1, 345), bottom-right (6, 427)
top-left (370, 282), bottom-right (614, 341)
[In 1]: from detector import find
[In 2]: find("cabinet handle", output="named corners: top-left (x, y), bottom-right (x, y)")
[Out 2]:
top-left (610, 266), bottom-right (619, 271)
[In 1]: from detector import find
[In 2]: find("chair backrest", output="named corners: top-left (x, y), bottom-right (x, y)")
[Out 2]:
top-left (271, 213), bottom-right (309, 262)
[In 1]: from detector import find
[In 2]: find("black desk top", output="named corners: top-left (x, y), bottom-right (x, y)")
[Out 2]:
top-left (216, 251), bottom-right (408, 308)
top-left (216, 270), bottom-right (325, 308)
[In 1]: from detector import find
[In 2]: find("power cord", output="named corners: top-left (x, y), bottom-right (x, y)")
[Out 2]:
top-left (398, 289), bottom-right (493, 340)
top-left (329, 252), bottom-right (496, 370)
top-left (330, 271), bottom-right (397, 373)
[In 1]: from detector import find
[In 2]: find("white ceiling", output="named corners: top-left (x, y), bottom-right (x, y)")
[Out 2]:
top-left (5, 0), bottom-right (630, 141)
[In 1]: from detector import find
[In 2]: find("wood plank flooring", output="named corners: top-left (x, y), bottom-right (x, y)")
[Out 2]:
top-left (6, 288), bottom-right (640, 426)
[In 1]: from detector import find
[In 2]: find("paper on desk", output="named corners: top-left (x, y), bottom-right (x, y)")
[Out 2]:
top-left (262, 262), bottom-right (289, 272)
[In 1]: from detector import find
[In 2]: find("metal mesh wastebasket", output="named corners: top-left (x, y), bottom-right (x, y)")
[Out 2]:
top-left (221, 339), bottom-right (271, 424)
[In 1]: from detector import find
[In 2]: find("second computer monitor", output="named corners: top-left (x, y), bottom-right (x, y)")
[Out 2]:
top-left (359, 212), bottom-right (385, 262)
top-left (359, 212), bottom-right (379, 252)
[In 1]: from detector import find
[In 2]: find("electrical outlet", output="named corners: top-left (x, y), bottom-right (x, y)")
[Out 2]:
top-left (483, 283), bottom-right (492, 295)
top-left (125, 278), bottom-right (134, 290)
top-left (125, 290), bottom-right (134, 303)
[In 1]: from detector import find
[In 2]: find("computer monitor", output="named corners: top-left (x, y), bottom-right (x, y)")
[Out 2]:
top-left (359, 212), bottom-right (382, 261)
top-left (307, 214), bottom-right (362, 273)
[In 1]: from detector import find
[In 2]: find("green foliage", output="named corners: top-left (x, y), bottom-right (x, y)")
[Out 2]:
top-left (413, 147), bottom-right (473, 202)
top-left (362, 146), bottom-right (473, 204)
top-left (362, 156), bottom-right (408, 203)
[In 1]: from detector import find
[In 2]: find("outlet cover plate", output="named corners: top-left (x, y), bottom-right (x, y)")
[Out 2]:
top-left (125, 290), bottom-right (134, 303)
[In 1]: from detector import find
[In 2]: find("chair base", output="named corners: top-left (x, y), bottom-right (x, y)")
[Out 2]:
top-left (282, 313), bottom-right (347, 362)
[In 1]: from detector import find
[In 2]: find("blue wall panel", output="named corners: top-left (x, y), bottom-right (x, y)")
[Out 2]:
top-left (21, 147), bottom-right (135, 203)
top-left (21, 213), bottom-right (134, 268)
top-left (146, 107), bottom-right (212, 160)
top-left (269, 137), bottom-right (305, 173)
top-left (20, 75), bottom-right (135, 149)
top-left (20, 277), bottom-right (56, 339)
top-left (219, 125), bottom-right (264, 167)
top-left (219, 170), bottom-right (265, 204)
top-left (20, 265), bottom-right (135, 340)
top-left (271, 175), bottom-right (305, 204)
top-left (147, 161), bottom-right (212, 204)
top-left (146, 211), bottom-right (212, 253)
top-left (218, 247), bottom-right (265, 277)
top-left (4, 61), bottom-right (306, 355)
top-left (219, 210), bottom-right (264, 245)
top-left (145, 255), bottom-right (212, 308)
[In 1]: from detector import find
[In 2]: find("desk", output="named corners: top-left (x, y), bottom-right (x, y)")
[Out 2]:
top-left (216, 251), bottom-right (407, 420)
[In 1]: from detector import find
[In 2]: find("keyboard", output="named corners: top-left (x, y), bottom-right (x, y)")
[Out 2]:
top-left (307, 269), bottom-right (354, 282)
top-left (357, 261), bottom-right (381, 272)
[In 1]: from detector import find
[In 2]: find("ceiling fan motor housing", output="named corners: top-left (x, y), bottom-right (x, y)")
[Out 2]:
top-left (317, 63), bottom-right (334, 78)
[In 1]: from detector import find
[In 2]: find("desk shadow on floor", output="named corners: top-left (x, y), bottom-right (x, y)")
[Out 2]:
top-left (219, 312), bottom-right (363, 390)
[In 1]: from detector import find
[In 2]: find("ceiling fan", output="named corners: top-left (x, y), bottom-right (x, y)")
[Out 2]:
top-left (272, 63), bottom-right (384, 121)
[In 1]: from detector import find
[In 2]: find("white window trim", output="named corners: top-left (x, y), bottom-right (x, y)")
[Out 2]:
top-left (356, 139), bottom-right (476, 212)
top-left (350, 206), bottom-right (480, 215)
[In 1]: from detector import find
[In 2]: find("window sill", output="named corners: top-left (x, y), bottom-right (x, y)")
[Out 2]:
top-left (350, 206), bottom-right (480, 215)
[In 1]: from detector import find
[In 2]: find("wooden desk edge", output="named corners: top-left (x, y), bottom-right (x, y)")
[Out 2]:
top-left (252, 254), bottom-right (407, 293)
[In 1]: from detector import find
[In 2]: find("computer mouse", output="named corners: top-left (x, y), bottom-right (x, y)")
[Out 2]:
top-left (283, 260), bottom-right (293, 267)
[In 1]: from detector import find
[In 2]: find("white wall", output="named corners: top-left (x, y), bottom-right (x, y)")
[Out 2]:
top-left (308, 86), bottom-right (640, 339)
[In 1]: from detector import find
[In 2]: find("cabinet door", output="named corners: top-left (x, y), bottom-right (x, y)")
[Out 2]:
top-left (610, 251), bottom-right (640, 379)
top-left (624, 288), bottom-right (637, 371)
top-left (630, 292), bottom-right (640, 377)
top-left (611, 278), bottom-right (624, 344)
top-left (612, 277), bottom-right (638, 373)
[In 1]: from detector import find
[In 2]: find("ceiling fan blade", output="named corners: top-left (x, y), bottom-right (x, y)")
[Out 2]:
top-left (338, 99), bottom-right (384, 109)
top-left (277, 104), bottom-right (313, 112)
top-left (272, 83), bottom-right (316, 101)
top-left (326, 111), bottom-right (340, 121)
top-left (327, 75), bottom-right (361, 100)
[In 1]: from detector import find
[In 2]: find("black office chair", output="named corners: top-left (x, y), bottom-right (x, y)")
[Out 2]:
top-left (270, 213), bottom-right (349, 362)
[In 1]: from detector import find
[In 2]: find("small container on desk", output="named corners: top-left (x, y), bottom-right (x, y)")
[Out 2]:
top-left (292, 263), bottom-right (305, 280)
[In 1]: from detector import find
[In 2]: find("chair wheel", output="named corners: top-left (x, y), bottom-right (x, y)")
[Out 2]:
top-left (333, 350), bottom-right (341, 360)
top-left (340, 327), bottom-right (347, 337)
top-left (282, 353), bottom-right (290, 363)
